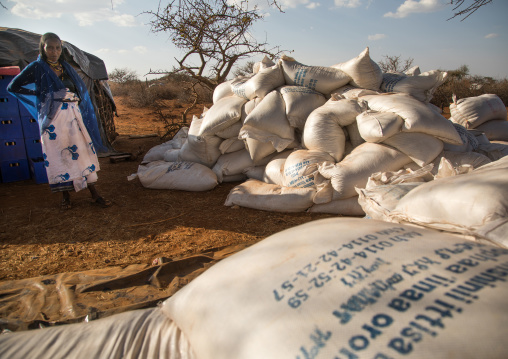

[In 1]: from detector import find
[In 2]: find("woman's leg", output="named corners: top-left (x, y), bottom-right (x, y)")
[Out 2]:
top-left (88, 184), bottom-right (112, 207)
top-left (61, 191), bottom-right (71, 210)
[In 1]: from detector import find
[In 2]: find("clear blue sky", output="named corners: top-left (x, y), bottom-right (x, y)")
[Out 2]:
top-left (1, 0), bottom-right (507, 80)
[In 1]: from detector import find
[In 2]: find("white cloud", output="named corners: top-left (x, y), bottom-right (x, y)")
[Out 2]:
top-left (276, 0), bottom-right (322, 9)
top-left (485, 33), bottom-right (499, 39)
top-left (306, 2), bottom-right (321, 9)
top-left (228, 0), bottom-right (319, 11)
top-left (9, 0), bottom-right (138, 27)
top-left (96, 47), bottom-right (147, 55)
top-left (334, 0), bottom-right (361, 8)
top-left (11, 1), bottom-right (61, 19)
top-left (384, 0), bottom-right (446, 18)
top-left (134, 46), bottom-right (148, 54)
top-left (110, 14), bottom-right (137, 27)
top-left (368, 33), bottom-right (386, 41)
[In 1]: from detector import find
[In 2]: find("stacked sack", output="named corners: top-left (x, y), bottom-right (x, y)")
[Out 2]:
top-left (133, 47), bottom-right (508, 218)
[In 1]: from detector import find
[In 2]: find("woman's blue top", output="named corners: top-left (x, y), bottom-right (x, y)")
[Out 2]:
top-left (7, 55), bottom-right (107, 153)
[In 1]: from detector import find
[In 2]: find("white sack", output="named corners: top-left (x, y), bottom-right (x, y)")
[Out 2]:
top-left (224, 179), bottom-right (315, 212)
top-left (161, 217), bottom-right (508, 359)
top-left (450, 94), bottom-right (507, 129)
top-left (388, 156), bottom-right (508, 247)
top-left (230, 75), bottom-right (253, 99)
top-left (264, 158), bottom-right (286, 185)
top-left (470, 128), bottom-right (491, 145)
top-left (163, 148), bottom-right (180, 162)
top-left (240, 90), bottom-right (295, 152)
top-left (283, 149), bottom-right (334, 188)
top-left (263, 151), bottom-right (292, 186)
top-left (231, 63), bottom-right (285, 100)
top-left (404, 151), bottom-right (492, 181)
top-left (307, 196), bottom-right (365, 216)
top-left (219, 138), bottom-right (245, 154)
top-left (142, 127), bottom-right (189, 163)
top-left (363, 93), bottom-right (463, 145)
top-left (242, 165), bottom-right (266, 181)
top-left (169, 126), bottom-right (189, 149)
top-left (135, 161), bottom-right (218, 191)
top-left (318, 142), bottom-right (412, 199)
top-left (213, 80), bottom-right (233, 104)
top-left (345, 121), bottom-right (366, 149)
top-left (302, 99), bottom-right (366, 161)
top-left (212, 149), bottom-right (255, 183)
top-left (366, 165), bottom-right (432, 188)
top-left (243, 137), bottom-right (277, 164)
top-left (474, 119), bottom-right (508, 141)
top-left (405, 65), bottom-right (421, 76)
top-left (0, 307), bottom-right (195, 359)
top-left (253, 55), bottom-right (275, 74)
top-left (431, 151), bottom-right (491, 176)
top-left (381, 70), bottom-right (448, 103)
top-left (244, 97), bottom-right (262, 116)
top-left (143, 142), bottom-right (175, 163)
top-left (177, 116), bottom-right (222, 167)
top-left (331, 47), bottom-right (383, 91)
top-left (178, 134), bottom-right (222, 168)
top-left (477, 142), bottom-right (508, 161)
top-left (215, 121), bottom-right (243, 139)
top-left (280, 86), bottom-right (326, 131)
top-left (357, 166), bottom-right (431, 220)
top-left (280, 55), bottom-right (351, 95)
top-left (330, 84), bottom-right (380, 99)
top-left (198, 96), bottom-right (247, 136)
top-left (383, 132), bottom-right (444, 167)
top-left (442, 123), bottom-right (479, 152)
top-left (356, 110), bottom-right (404, 143)
top-left (357, 182), bottom-right (423, 221)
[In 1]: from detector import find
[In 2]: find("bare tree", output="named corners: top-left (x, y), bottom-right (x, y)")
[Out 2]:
top-left (448, 0), bottom-right (493, 21)
top-left (233, 60), bottom-right (256, 77)
top-left (378, 55), bottom-right (415, 74)
top-left (108, 68), bottom-right (139, 83)
top-left (145, 0), bottom-right (281, 91)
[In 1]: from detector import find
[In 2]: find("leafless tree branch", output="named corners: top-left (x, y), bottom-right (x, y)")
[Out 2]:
top-left (144, 0), bottom-right (283, 91)
top-left (378, 55), bottom-right (415, 74)
top-left (448, 0), bottom-right (493, 21)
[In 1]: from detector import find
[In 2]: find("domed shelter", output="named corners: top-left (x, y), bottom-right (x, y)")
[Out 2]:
top-left (0, 27), bottom-right (118, 154)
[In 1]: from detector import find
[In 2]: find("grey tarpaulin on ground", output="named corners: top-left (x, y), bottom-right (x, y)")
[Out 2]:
top-left (0, 244), bottom-right (249, 332)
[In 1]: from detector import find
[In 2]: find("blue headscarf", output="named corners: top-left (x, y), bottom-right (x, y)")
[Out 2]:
top-left (7, 55), bottom-right (107, 153)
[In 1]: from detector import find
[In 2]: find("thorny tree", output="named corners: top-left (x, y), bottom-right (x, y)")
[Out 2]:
top-left (146, 0), bottom-right (281, 92)
top-left (378, 55), bottom-right (415, 74)
top-left (448, 0), bottom-right (493, 20)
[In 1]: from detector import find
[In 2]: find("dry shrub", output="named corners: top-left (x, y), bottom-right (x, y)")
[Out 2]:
top-left (432, 77), bottom-right (508, 109)
top-left (110, 75), bottom-right (213, 108)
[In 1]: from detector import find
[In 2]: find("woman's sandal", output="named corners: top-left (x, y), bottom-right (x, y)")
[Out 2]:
top-left (61, 199), bottom-right (72, 210)
top-left (93, 196), bottom-right (112, 208)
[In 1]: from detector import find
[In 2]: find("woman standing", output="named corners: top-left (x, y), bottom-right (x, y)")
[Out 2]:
top-left (8, 32), bottom-right (111, 209)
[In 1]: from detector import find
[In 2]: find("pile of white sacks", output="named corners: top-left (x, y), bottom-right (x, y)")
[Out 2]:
top-left (130, 47), bottom-right (508, 242)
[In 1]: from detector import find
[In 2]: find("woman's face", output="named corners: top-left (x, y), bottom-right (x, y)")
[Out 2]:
top-left (44, 38), bottom-right (62, 62)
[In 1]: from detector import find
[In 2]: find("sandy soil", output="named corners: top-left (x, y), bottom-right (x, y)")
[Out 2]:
top-left (0, 97), bottom-right (334, 282)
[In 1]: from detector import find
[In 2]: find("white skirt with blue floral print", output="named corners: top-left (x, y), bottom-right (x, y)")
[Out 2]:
top-left (41, 100), bottom-right (100, 192)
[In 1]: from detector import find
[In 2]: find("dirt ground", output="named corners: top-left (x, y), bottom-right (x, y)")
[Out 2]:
top-left (0, 97), bottom-right (334, 282)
